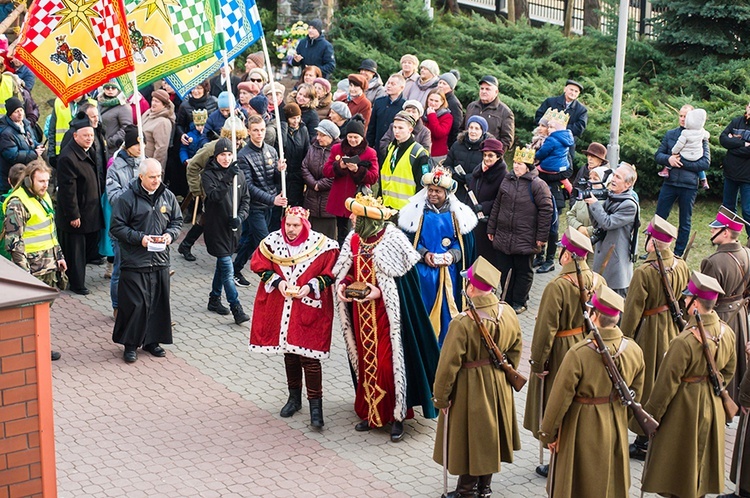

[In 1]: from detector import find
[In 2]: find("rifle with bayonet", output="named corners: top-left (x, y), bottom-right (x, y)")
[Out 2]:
top-left (652, 243), bottom-right (687, 330)
top-left (574, 260), bottom-right (660, 437)
top-left (693, 310), bottom-right (739, 423)
top-left (462, 290), bottom-right (527, 392)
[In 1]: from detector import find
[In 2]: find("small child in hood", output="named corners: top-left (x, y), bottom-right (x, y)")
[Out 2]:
top-left (180, 109), bottom-right (209, 165)
top-left (660, 108), bottom-right (710, 189)
top-left (535, 116), bottom-right (575, 195)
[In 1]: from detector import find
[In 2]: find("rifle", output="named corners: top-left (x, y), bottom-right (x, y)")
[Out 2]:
top-left (462, 290), bottom-right (527, 392)
top-left (693, 310), bottom-right (739, 423)
top-left (574, 260), bottom-right (660, 438)
top-left (653, 243), bottom-right (687, 330)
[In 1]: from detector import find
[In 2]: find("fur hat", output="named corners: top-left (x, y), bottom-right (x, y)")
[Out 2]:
top-left (152, 89), bottom-right (171, 106)
top-left (330, 101), bottom-right (351, 119)
top-left (249, 94), bottom-right (268, 115)
top-left (420, 59), bottom-right (439, 78)
top-left (123, 125), bottom-right (140, 149)
top-left (284, 102), bottom-right (302, 119)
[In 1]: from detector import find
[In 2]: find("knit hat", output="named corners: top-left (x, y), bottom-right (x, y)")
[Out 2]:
top-left (237, 81), bottom-right (255, 94)
top-left (358, 59), bottom-right (378, 74)
top-left (315, 119), bottom-right (340, 140)
top-left (313, 77), bottom-right (331, 93)
top-left (123, 125), bottom-right (140, 149)
top-left (214, 137), bottom-right (232, 158)
top-left (400, 54), bottom-right (419, 66)
top-left (70, 111), bottom-right (93, 131)
top-left (262, 82), bottom-right (285, 96)
top-left (402, 99), bottom-right (424, 116)
top-left (102, 79), bottom-right (122, 92)
top-left (466, 115), bottom-right (488, 134)
top-left (5, 97), bottom-right (23, 116)
top-left (420, 59), bottom-right (439, 78)
top-left (393, 111), bottom-right (416, 128)
top-left (192, 109), bottom-right (208, 126)
top-left (152, 89), bottom-right (170, 106)
top-left (247, 68), bottom-right (268, 84)
top-left (481, 138), bottom-right (504, 155)
top-left (284, 102), bottom-right (302, 119)
top-left (308, 19), bottom-right (323, 34)
top-left (439, 70), bottom-right (459, 91)
top-left (249, 94), bottom-right (268, 115)
top-left (330, 101), bottom-right (351, 119)
top-left (345, 115), bottom-right (366, 138)
top-left (245, 51), bottom-right (265, 69)
top-left (347, 74), bottom-right (368, 90)
top-left (218, 91), bottom-right (232, 109)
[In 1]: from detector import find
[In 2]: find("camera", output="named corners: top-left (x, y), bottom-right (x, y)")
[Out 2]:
top-left (572, 178), bottom-right (609, 202)
top-left (591, 227), bottom-right (606, 245)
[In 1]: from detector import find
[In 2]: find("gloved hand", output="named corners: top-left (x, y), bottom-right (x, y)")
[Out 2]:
top-left (228, 161), bottom-right (239, 176)
top-left (229, 216), bottom-right (241, 230)
top-left (472, 203), bottom-right (483, 214)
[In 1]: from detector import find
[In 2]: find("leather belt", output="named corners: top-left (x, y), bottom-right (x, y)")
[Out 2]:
top-left (643, 304), bottom-right (669, 316)
top-left (462, 358), bottom-right (491, 369)
top-left (574, 392), bottom-right (616, 405)
top-left (681, 376), bottom-right (707, 383)
top-left (556, 326), bottom-right (584, 337)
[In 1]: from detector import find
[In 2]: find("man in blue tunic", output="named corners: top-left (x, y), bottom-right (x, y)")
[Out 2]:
top-left (399, 166), bottom-right (477, 345)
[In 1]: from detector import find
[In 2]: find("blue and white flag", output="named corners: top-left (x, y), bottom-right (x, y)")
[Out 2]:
top-left (166, 0), bottom-right (263, 98)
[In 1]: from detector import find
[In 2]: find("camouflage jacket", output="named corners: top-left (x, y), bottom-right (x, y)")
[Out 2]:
top-left (4, 197), bottom-right (63, 275)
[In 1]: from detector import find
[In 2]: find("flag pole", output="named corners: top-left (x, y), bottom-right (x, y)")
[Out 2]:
top-left (259, 35), bottom-right (286, 198)
top-left (129, 72), bottom-right (145, 162)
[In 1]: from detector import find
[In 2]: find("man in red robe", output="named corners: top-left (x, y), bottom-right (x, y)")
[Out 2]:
top-left (248, 206), bottom-right (339, 428)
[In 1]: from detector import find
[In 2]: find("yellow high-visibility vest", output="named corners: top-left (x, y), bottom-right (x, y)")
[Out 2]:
top-left (53, 98), bottom-right (73, 155)
top-left (0, 75), bottom-right (15, 115)
top-left (380, 141), bottom-right (427, 210)
top-left (3, 187), bottom-right (57, 254)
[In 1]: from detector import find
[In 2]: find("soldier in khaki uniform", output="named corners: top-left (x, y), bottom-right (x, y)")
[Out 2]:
top-left (524, 226), bottom-right (604, 477)
top-left (539, 285), bottom-right (645, 498)
top-left (432, 256), bottom-right (523, 498)
top-left (701, 206), bottom-right (750, 403)
top-left (641, 271), bottom-right (737, 498)
top-left (722, 342), bottom-right (749, 498)
top-left (621, 215), bottom-right (689, 459)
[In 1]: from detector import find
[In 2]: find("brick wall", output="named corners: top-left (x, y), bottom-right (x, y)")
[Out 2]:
top-left (0, 305), bottom-right (53, 498)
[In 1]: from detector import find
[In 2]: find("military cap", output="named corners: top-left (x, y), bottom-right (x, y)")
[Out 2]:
top-left (591, 285), bottom-right (624, 317)
top-left (645, 214), bottom-right (677, 243)
top-left (558, 226), bottom-right (593, 258)
top-left (682, 270), bottom-right (724, 300)
top-left (460, 256), bottom-right (501, 291)
top-left (709, 205), bottom-right (748, 232)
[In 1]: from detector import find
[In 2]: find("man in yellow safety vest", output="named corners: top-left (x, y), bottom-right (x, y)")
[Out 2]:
top-left (380, 111), bottom-right (429, 211)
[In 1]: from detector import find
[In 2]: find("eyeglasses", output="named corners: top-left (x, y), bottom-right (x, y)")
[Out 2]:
top-left (250, 78), bottom-right (263, 83)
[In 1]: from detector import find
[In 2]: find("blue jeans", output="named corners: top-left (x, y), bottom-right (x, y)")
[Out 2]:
top-left (234, 208), bottom-right (271, 275)
top-left (211, 255), bottom-right (239, 306)
top-left (110, 239), bottom-right (121, 309)
top-left (722, 178), bottom-right (750, 236)
top-left (655, 183), bottom-right (697, 256)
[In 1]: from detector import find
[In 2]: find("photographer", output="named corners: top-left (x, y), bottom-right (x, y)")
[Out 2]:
top-left (585, 162), bottom-right (639, 297)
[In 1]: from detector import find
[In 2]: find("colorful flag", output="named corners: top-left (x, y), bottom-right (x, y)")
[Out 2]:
top-left (117, 0), bottom-right (220, 95)
top-left (165, 0), bottom-right (264, 98)
top-left (15, 0), bottom-right (135, 104)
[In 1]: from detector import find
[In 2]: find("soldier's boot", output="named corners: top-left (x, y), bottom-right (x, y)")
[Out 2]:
top-left (446, 474), bottom-right (478, 498)
top-left (629, 434), bottom-right (649, 461)
top-left (309, 398), bottom-right (324, 428)
top-left (476, 474), bottom-right (492, 498)
top-left (279, 388), bottom-right (302, 417)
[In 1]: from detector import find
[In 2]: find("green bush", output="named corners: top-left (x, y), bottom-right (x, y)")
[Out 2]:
top-left (327, 0), bottom-right (749, 199)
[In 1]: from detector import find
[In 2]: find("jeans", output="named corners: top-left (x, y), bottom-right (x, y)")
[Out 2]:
top-left (655, 183), bottom-right (697, 256)
top-left (110, 239), bottom-right (121, 309)
top-left (722, 178), bottom-right (750, 237)
top-left (211, 255), bottom-right (239, 306)
top-left (234, 208), bottom-right (272, 275)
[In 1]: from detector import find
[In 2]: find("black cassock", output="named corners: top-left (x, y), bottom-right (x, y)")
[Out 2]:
top-left (112, 267), bottom-right (172, 347)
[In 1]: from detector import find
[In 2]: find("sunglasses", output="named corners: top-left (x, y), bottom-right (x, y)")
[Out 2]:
top-left (249, 78), bottom-right (263, 83)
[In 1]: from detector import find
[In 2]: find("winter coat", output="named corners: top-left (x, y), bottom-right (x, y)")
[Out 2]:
top-left (208, 73), bottom-right (240, 99)
top-left (402, 77), bottom-right (438, 107)
top-left (105, 149), bottom-right (142, 206)
top-left (656, 126), bottom-right (710, 188)
top-left (566, 199), bottom-right (592, 236)
top-left (322, 140), bottom-right (379, 217)
top-left (444, 131), bottom-right (493, 203)
top-left (536, 128), bottom-right (574, 173)
top-left (175, 94), bottom-right (218, 138)
top-left (588, 190), bottom-right (638, 290)
top-left (466, 158), bottom-right (506, 217)
top-left (110, 179), bottom-right (182, 269)
top-left (720, 114), bottom-right (750, 182)
top-left (237, 140), bottom-right (280, 210)
top-left (186, 139), bottom-right (217, 197)
top-left (300, 106), bottom-right (320, 139)
top-left (315, 92), bottom-right (333, 122)
top-left (0, 115), bottom-right (39, 187)
top-left (535, 94), bottom-right (588, 138)
top-left (291, 35), bottom-right (336, 78)
top-left (337, 94), bottom-right (371, 129)
top-left (445, 91), bottom-right (464, 148)
top-left (179, 124), bottom-right (209, 164)
top-left (301, 137), bottom-right (338, 218)
top-left (379, 120), bottom-right (432, 158)
top-left (142, 105), bottom-right (175, 171)
top-left (432, 293), bottom-right (523, 475)
top-left (99, 102), bottom-right (133, 158)
top-left (464, 97), bottom-right (515, 153)
top-left (366, 94), bottom-right (405, 159)
top-left (56, 140), bottom-right (103, 234)
top-left (201, 160), bottom-right (251, 257)
top-left (487, 167), bottom-right (552, 255)
top-left (423, 108), bottom-right (453, 157)
top-left (365, 75), bottom-right (387, 104)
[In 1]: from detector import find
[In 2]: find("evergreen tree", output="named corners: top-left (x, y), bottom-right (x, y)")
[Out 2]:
top-left (651, 0), bottom-right (750, 62)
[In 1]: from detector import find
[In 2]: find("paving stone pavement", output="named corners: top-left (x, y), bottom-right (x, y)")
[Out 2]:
top-left (50, 231), bottom-right (739, 497)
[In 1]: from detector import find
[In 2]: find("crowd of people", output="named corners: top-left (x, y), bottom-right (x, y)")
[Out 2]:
top-left (1, 17), bottom-right (750, 498)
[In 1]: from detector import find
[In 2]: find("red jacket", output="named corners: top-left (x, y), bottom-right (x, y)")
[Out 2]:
top-left (322, 142), bottom-right (379, 217)
top-left (338, 94), bottom-right (372, 129)
top-left (424, 109), bottom-right (453, 157)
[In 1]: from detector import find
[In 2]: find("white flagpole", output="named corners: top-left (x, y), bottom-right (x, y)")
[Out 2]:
top-left (216, 15), bottom-right (239, 227)
top-left (130, 72), bottom-right (145, 162)
top-left (259, 35), bottom-right (286, 198)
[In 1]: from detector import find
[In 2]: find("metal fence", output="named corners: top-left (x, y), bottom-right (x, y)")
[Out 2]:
top-left (456, 0), bottom-right (658, 38)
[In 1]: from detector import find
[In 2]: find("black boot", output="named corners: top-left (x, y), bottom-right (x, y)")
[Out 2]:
top-left (230, 303), bottom-right (250, 324)
top-left (535, 464), bottom-right (548, 477)
top-left (178, 242), bottom-right (196, 261)
top-left (536, 256), bottom-right (555, 274)
top-left (629, 435), bottom-right (648, 461)
top-left (446, 474), bottom-right (478, 498)
top-left (279, 388), bottom-right (302, 417)
top-left (476, 474), bottom-right (492, 498)
top-left (532, 252), bottom-right (545, 267)
top-left (390, 420), bottom-right (404, 442)
top-left (309, 398), bottom-right (324, 428)
top-left (207, 295), bottom-right (230, 315)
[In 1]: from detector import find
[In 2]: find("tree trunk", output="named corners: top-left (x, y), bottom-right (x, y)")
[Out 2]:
top-left (583, 0), bottom-right (601, 30)
top-left (563, 0), bottom-right (574, 36)
top-left (444, 0), bottom-right (460, 15)
top-left (515, 0), bottom-right (528, 20)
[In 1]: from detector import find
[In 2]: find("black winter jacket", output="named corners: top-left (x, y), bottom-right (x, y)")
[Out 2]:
top-left (445, 91), bottom-right (464, 148)
top-left (110, 179), bottom-right (183, 270)
top-left (237, 140), bottom-right (280, 209)
top-left (56, 140), bottom-right (103, 234)
top-left (201, 160), bottom-right (251, 257)
top-left (719, 115), bottom-right (750, 182)
top-left (175, 94), bottom-right (219, 138)
top-left (467, 159), bottom-right (507, 218)
top-left (443, 131), bottom-right (493, 203)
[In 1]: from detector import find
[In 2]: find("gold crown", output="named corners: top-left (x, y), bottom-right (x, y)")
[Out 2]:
top-left (345, 193), bottom-right (396, 220)
top-left (285, 206), bottom-right (310, 219)
top-left (543, 108), bottom-right (570, 126)
top-left (192, 109), bottom-right (208, 126)
top-left (514, 146), bottom-right (536, 164)
top-left (422, 165), bottom-right (457, 193)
